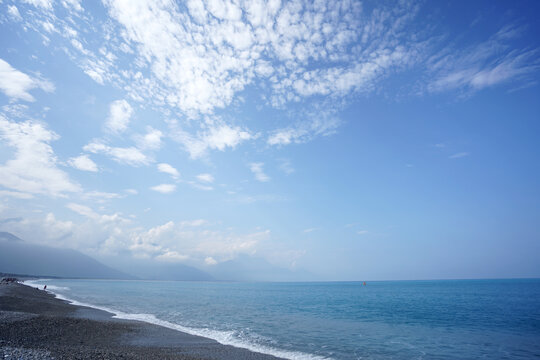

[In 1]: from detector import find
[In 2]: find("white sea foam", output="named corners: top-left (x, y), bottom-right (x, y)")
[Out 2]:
top-left (21, 280), bottom-right (329, 360)
top-left (111, 312), bottom-right (329, 360)
top-left (25, 280), bottom-right (70, 292)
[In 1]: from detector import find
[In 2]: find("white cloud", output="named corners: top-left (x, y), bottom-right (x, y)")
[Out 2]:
top-left (82, 63), bottom-right (106, 85)
top-left (7, 5), bottom-right (23, 21)
top-left (273, 46), bottom-right (417, 103)
top-left (107, 147), bottom-right (148, 165)
top-left (0, 190), bottom-right (34, 199)
top-left (21, 0), bottom-right (52, 9)
top-left (103, 0), bottom-right (258, 114)
top-left (278, 159), bottom-right (295, 175)
top-left (155, 250), bottom-right (189, 262)
top-left (171, 121), bottom-right (254, 158)
top-left (61, 0), bottom-right (83, 12)
top-left (128, 219), bottom-right (269, 264)
top-left (192, 229), bottom-right (268, 261)
top-left (0, 117), bottom-right (80, 197)
top-left (0, 207), bottom-right (282, 268)
top-left (357, 230), bottom-right (369, 235)
top-left (196, 173), bottom-right (214, 183)
top-left (82, 191), bottom-right (122, 202)
top-left (203, 124), bottom-right (253, 152)
top-left (105, 99), bottom-right (132, 134)
top-left (180, 219), bottom-right (207, 227)
top-left (150, 184), bottom-right (176, 194)
top-left (268, 112), bottom-right (341, 146)
top-left (129, 221), bottom-right (175, 256)
top-left (249, 162), bottom-right (270, 182)
top-left (84, 141), bottom-right (150, 166)
top-left (157, 163), bottom-right (180, 179)
top-left (12, 0), bottom-right (537, 172)
top-left (0, 59), bottom-right (54, 102)
top-left (125, 220), bottom-right (270, 265)
top-left (233, 194), bottom-right (287, 204)
top-left (189, 182), bottom-right (214, 191)
top-left (427, 25), bottom-right (540, 94)
top-left (42, 21), bottom-right (56, 33)
top-left (66, 202), bottom-right (99, 219)
top-left (43, 212), bottom-right (74, 239)
top-left (66, 203), bottom-right (130, 229)
top-left (98, 0), bottom-right (421, 122)
top-left (449, 152), bottom-right (469, 159)
top-left (15, 0), bottom-right (438, 154)
top-left (135, 127), bottom-right (163, 150)
top-left (69, 154), bottom-right (98, 172)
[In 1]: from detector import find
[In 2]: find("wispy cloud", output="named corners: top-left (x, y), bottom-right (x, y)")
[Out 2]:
top-left (0, 116), bottom-right (80, 197)
top-left (81, 191), bottom-right (123, 203)
top-left (449, 152), bottom-right (469, 159)
top-left (278, 159), bottom-right (295, 175)
top-left (233, 194), bottom-right (287, 204)
top-left (7, 5), bottom-right (23, 21)
top-left (68, 154), bottom-right (98, 172)
top-left (196, 173), bottom-right (214, 183)
top-left (169, 119), bottom-right (254, 158)
top-left (190, 183), bottom-right (214, 191)
top-left (427, 25), bottom-right (539, 94)
top-left (21, 0), bottom-right (53, 10)
top-left (66, 202), bottom-right (99, 219)
top-left (0, 190), bottom-right (34, 199)
top-left (84, 141), bottom-right (150, 166)
top-left (105, 99), bottom-right (132, 134)
top-left (268, 109), bottom-right (341, 146)
top-left (150, 184), bottom-right (176, 194)
top-left (249, 162), bottom-right (270, 182)
top-left (157, 163), bottom-right (180, 180)
top-left (180, 219), bottom-right (207, 227)
top-left (135, 127), bottom-right (163, 150)
top-left (0, 59), bottom-right (54, 102)
top-left (155, 250), bottom-right (189, 263)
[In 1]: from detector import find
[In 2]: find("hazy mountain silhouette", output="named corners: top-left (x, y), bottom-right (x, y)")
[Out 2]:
top-left (0, 232), bottom-right (308, 281)
top-left (206, 255), bottom-right (315, 282)
top-left (98, 256), bottom-right (214, 281)
top-left (0, 232), bottom-right (133, 279)
top-left (0, 231), bottom-right (23, 242)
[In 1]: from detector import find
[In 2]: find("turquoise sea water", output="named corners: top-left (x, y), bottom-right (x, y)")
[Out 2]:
top-left (26, 279), bottom-right (540, 359)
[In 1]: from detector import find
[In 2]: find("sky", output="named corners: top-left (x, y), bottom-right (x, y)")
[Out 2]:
top-left (0, 0), bottom-right (539, 281)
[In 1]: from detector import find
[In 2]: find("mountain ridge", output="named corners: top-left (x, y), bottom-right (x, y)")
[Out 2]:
top-left (0, 232), bottom-right (133, 279)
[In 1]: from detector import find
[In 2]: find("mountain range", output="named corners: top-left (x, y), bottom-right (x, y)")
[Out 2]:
top-left (0, 232), bottom-right (310, 281)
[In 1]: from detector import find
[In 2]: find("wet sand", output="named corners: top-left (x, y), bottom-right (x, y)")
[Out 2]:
top-left (0, 282), bottom-right (282, 360)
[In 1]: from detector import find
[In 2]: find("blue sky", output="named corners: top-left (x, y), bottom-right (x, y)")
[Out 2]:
top-left (0, 0), bottom-right (539, 280)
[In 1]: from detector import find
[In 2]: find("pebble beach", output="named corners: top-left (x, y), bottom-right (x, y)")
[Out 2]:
top-left (0, 282), bottom-right (281, 360)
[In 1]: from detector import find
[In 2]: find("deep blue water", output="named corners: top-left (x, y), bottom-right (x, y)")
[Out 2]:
top-left (26, 279), bottom-right (540, 359)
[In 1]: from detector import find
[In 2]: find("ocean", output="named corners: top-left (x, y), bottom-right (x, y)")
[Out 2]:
top-left (25, 279), bottom-right (540, 359)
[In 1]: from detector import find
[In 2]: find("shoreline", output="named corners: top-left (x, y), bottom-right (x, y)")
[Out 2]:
top-left (1, 282), bottom-right (283, 360)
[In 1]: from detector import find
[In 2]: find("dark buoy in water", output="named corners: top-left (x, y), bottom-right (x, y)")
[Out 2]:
top-left (363, 281), bottom-right (366, 286)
